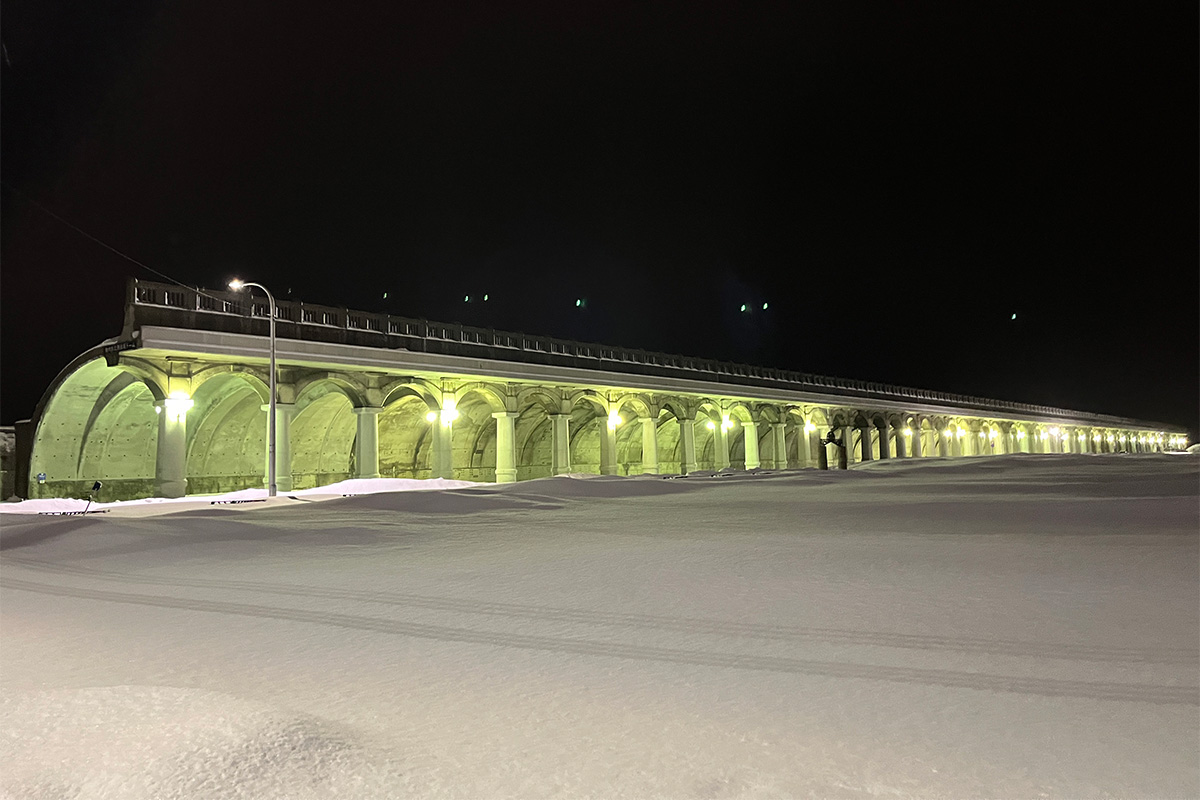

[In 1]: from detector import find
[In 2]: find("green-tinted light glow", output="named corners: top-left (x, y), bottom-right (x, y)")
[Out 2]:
top-left (483, 294), bottom-right (489, 301)
top-left (1011, 313), bottom-right (1017, 320)
top-left (740, 304), bottom-right (746, 312)
top-left (382, 292), bottom-right (388, 299)
top-left (762, 303), bottom-right (768, 310)
top-left (464, 295), bottom-right (470, 302)
top-left (576, 299), bottom-right (582, 307)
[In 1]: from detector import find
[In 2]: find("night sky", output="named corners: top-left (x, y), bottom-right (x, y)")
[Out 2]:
top-left (2, 3), bottom-right (1196, 435)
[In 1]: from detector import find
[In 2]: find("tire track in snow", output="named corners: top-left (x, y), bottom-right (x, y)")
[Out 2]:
top-left (3, 576), bottom-right (1197, 706)
top-left (4, 555), bottom-right (1194, 666)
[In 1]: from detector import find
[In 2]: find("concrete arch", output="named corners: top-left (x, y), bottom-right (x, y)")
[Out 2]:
top-left (291, 379), bottom-right (357, 487)
top-left (725, 401), bottom-right (755, 424)
top-left (563, 390), bottom-right (608, 474)
top-left (112, 356), bottom-right (170, 402)
top-left (451, 387), bottom-right (506, 481)
top-left (378, 392), bottom-right (436, 479)
top-left (611, 392), bottom-right (653, 420)
top-left (567, 388), bottom-right (608, 414)
top-left (658, 397), bottom-right (696, 422)
top-left (754, 404), bottom-right (786, 425)
top-left (516, 386), bottom-right (565, 415)
top-left (294, 372), bottom-right (367, 410)
top-left (453, 382), bottom-right (509, 414)
top-left (184, 371), bottom-right (270, 494)
top-left (380, 377), bottom-right (441, 410)
top-left (190, 365), bottom-right (270, 404)
top-left (29, 355), bottom-right (165, 500)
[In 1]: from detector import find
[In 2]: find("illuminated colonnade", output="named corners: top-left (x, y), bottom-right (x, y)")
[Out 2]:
top-left (26, 355), bottom-right (1184, 500)
top-left (19, 280), bottom-right (1186, 499)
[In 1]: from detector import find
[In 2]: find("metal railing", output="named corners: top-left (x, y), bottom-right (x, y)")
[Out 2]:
top-left (127, 280), bottom-right (1167, 428)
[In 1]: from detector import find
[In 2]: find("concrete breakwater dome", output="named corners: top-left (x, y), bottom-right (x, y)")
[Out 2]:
top-left (22, 279), bottom-right (1189, 500)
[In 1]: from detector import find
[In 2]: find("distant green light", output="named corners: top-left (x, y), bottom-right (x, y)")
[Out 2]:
top-left (576, 299), bottom-right (582, 307)
top-left (1011, 313), bottom-right (1017, 320)
top-left (382, 292), bottom-right (388, 299)
top-left (483, 294), bottom-right (489, 301)
top-left (464, 295), bottom-right (470, 302)
top-left (762, 303), bottom-right (768, 310)
top-left (740, 304), bottom-right (746, 312)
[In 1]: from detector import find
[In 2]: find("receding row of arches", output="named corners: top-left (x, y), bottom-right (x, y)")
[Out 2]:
top-left (26, 356), bottom-right (1174, 500)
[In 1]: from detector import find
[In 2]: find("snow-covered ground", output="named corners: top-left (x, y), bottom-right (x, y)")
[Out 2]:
top-left (0, 477), bottom-right (481, 515)
top-left (1, 454), bottom-right (1197, 798)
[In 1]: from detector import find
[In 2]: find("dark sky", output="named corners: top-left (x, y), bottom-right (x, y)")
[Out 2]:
top-left (2, 2), bottom-right (1197, 435)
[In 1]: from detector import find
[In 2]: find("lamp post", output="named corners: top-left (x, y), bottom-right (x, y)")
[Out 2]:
top-left (229, 279), bottom-right (278, 497)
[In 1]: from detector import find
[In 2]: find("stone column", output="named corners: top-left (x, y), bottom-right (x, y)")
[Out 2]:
top-left (549, 414), bottom-right (571, 475)
top-left (878, 426), bottom-right (891, 459)
top-left (678, 417), bottom-right (698, 475)
top-left (797, 423), bottom-right (812, 467)
top-left (154, 398), bottom-right (189, 498)
top-left (742, 421), bottom-right (759, 470)
top-left (841, 425), bottom-right (856, 467)
top-left (808, 426), bottom-right (824, 469)
top-left (352, 407), bottom-right (381, 479)
top-left (859, 426), bottom-right (873, 462)
top-left (431, 416), bottom-right (454, 480)
top-left (895, 428), bottom-right (908, 458)
top-left (938, 430), bottom-right (950, 458)
top-left (770, 422), bottom-right (787, 469)
top-left (600, 416), bottom-right (619, 475)
top-left (713, 421), bottom-right (731, 470)
top-left (262, 402), bottom-right (295, 492)
top-left (640, 417), bottom-right (659, 474)
top-left (492, 411), bottom-right (519, 483)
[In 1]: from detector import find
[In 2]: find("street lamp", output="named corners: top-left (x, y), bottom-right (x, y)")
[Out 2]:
top-left (229, 279), bottom-right (278, 497)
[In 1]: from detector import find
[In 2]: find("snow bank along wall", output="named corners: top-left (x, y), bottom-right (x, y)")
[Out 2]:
top-left (21, 279), bottom-right (1190, 500)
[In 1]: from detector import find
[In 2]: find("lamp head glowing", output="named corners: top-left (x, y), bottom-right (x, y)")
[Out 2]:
top-left (721, 415), bottom-right (733, 430)
top-left (706, 421), bottom-right (716, 430)
top-left (904, 427), bottom-right (913, 436)
top-left (607, 410), bottom-right (622, 429)
top-left (440, 397), bottom-right (458, 424)
top-left (426, 411), bottom-right (438, 423)
top-left (162, 390), bottom-right (194, 422)
top-left (804, 421), bottom-right (817, 433)
top-left (228, 279), bottom-right (245, 291)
